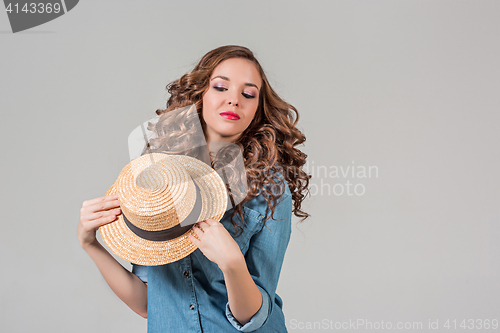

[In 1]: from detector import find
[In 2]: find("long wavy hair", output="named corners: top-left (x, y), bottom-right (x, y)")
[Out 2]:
top-left (148, 45), bottom-right (310, 234)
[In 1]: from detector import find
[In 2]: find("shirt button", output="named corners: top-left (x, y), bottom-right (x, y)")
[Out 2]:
top-left (184, 271), bottom-right (189, 277)
top-left (190, 304), bottom-right (195, 310)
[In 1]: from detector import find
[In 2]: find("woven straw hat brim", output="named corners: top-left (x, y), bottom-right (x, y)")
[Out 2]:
top-left (99, 154), bottom-right (228, 266)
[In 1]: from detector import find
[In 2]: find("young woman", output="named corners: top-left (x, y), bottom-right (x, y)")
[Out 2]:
top-left (78, 45), bottom-right (310, 332)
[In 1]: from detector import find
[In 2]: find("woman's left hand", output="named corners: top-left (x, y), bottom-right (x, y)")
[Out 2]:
top-left (188, 219), bottom-right (244, 272)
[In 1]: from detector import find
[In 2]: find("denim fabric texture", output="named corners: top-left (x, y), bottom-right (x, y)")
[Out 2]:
top-left (131, 176), bottom-right (292, 333)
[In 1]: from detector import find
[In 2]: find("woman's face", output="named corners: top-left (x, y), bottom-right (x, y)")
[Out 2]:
top-left (202, 57), bottom-right (262, 144)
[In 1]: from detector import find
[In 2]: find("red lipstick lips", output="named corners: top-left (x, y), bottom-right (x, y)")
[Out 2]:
top-left (220, 111), bottom-right (240, 120)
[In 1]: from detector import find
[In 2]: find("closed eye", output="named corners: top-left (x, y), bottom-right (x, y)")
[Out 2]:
top-left (214, 85), bottom-right (256, 99)
top-left (242, 92), bottom-right (256, 99)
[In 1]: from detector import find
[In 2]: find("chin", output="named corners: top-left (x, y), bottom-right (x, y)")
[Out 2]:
top-left (214, 126), bottom-right (242, 138)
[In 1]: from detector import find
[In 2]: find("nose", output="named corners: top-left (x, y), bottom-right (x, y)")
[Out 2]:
top-left (227, 91), bottom-right (239, 107)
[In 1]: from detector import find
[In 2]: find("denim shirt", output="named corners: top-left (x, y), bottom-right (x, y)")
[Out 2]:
top-left (132, 178), bottom-right (292, 333)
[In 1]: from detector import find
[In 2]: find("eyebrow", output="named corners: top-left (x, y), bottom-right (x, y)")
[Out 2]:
top-left (211, 75), bottom-right (259, 89)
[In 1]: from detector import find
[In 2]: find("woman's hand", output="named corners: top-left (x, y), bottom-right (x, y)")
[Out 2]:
top-left (78, 194), bottom-right (121, 249)
top-left (189, 219), bottom-right (244, 272)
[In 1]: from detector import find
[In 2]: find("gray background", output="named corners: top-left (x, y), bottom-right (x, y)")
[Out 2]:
top-left (1, 1), bottom-right (499, 332)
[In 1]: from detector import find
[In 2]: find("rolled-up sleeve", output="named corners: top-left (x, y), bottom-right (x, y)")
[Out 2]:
top-left (225, 285), bottom-right (270, 332)
top-left (225, 192), bottom-right (292, 332)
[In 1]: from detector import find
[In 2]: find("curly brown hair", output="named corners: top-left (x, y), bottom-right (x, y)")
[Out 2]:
top-left (151, 45), bottom-right (310, 233)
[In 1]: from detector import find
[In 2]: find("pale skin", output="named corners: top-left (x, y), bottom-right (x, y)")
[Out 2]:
top-left (78, 58), bottom-right (264, 325)
top-left (78, 195), bottom-right (148, 318)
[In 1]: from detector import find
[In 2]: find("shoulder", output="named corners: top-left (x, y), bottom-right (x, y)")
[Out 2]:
top-left (245, 167), bottom-right (292, 219)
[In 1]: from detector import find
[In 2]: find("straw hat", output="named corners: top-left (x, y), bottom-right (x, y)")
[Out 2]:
top-left (99, 153), bottom-right (228, 265)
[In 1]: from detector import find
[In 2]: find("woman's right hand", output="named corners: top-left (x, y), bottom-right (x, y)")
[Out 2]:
top-left (78, 194), bottom-right (121, 249)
